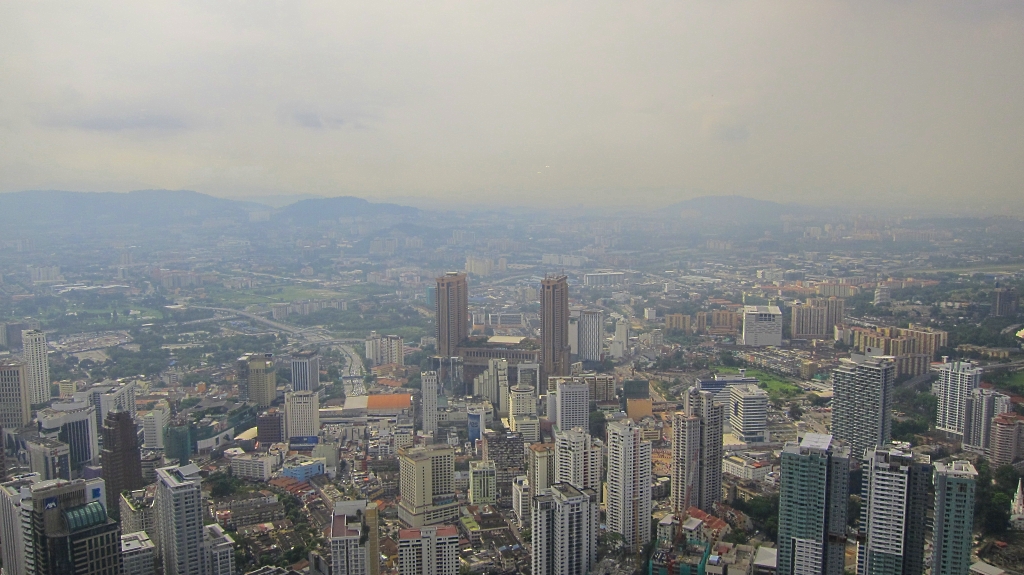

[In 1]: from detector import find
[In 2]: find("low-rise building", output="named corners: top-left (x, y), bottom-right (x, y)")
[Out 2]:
top-left (230, 453), bottom-right (275, 481)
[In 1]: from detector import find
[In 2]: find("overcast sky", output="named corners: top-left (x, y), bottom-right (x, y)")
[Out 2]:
top-left (2, 1), bottom-right (1022, 211)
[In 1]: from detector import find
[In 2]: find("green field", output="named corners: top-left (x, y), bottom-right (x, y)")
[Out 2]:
top-left (204, 284), bottom-right (387, 307)
top-left (715, 366), bottom-right (802, 398)
top-left (991, 370), bottom-right (1024, 396)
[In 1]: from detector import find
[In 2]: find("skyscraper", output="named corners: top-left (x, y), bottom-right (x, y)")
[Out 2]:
top-left (0, 359), bottom-right (31, 430)
top-left (857, 446), bottom-right (932, 575)
top-left (28, 478), bottom-right (122, 575)
top-left (531, 483), bottom-right (599, 575)
top-left (728, 383), bottom-right (769, 443)
top-left (21, 329), bottom-right (50, 405)
top-left (37, 401), bottom-right (100, 472)
top-left (481, 431), bottom-right (525, 506)
top-left (790, 297), bottom-right (845, 340)
top-left (554, 378), bottom-right (589, 432)
top-left (398, 445), bottom-right (458, 527)
top-left (365, 333), bottom-right (405, 367)
top-left (934, 358), bottom-right (982, 439)
top-left (992, 287), bottom-right (1019, 317)
top-left (155, 463), bottom-right (204, 575)
top-left (670, 388), bottom-right (723, 514)
top-left (284, 390), bottom-right (319, 438)
top-left (238, 353), bottom-right (276, 407)
top-left (528, 443), bottom-right (556, 495)
top-left (101, 411), bottom-right (144, 519)
top-left (606, 420), bottom-right (652, 553)
top-left (290, 349), bottom-right (320, 392)
top-left (509, 385), bottom-right (539, 442)
top-left (553, 427), bottom-right (602, 492)
top-left (0, 473), bottom-right (39, 575)
top-left (832, 355), bottom-right (895, 459)
top-left (932, 461), bottom-right (977, 575)
top-left (576, 310), bottom-right (604, 362)
top-left (398, 525), bottom-right (460, 575)
top-left (540, 275), bottom-right (570, 379)
top-left (331, 500), bottom-right (379, 575)
top-left (435, 272), bottom-right (468, 359)
top-left (777, 434), bottom-right (850, 575)
top-left (421, 371), bottom-right (438, 436)
top-left (142, 406), bottom-right (168, 449)
top-left (963, 388), bottom-right (1012, 454)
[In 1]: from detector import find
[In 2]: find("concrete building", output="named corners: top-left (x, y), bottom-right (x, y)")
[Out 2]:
top-left (509, 385), bottom-right (539, 442)
top-left (155, 464), bottom-right (205, 575)
top-left (398, 445), bottom-right (458, 527)
top-left (24, 478), bottom-right (121, 575)
top-left (120, 488), bottom-right (157, 558)
top-left (290, 349), bottom-right (320, 391)
top-left (230, 453), bottom-right (275, 481)
top-left (832, 355), bottom-right (895, 461)
top-left (606, 420), bottom-right (652, 553)
top-left (204, 524), bottom-right (235, 575)
top-left (282, 457), bottom-right (326, 482)
top-left (469, 460), bottom-right (497, 505)
top-left (728, 384), bottom-right (769, 443)
top-left (932, 461), bottom-right (977, 575)
top-left (121, 531), bottom-right (156, 575)
top-left (26, 438), bottom-right (72, 480)
top-left (284, 390), bottom-right (320, 439)
top-left (100, 410), bottom-right (144, 519)
top-left (790, 297), bottom-right (845, 340)
top-left (21, 330), bottom-right (51, 405)
top-left (435, 272), bottom-right (469, 359)
top-left (540, 275), bottom-right (571, 379)
top-left (421, 370), bottom-right (438, 436)
top-left (331, 500), bottom-right (379, 575)
top-left (857, 446), bottom-right (932, 575)
top-left (741, 306), bottom-right (783, 347)
top-left (671, 388), bottom-right (723, 514)
top-left (74, 380), bottom-right (137, 429)
top-left (0, 359), bottom-right (30, 429)
top-left (37, 401), bottom-right (100, 472)
top-left (239, 353), bottom-right (276, 407)
top-left (531, 483), bottom-right (599, 575)
top-left (473, 359), bottom-right (509, 413)
top-left (257, 408), bottom-right (284, 444)
top-left (554, 427), bottom-right (602, 492)
top-left (142, 406), bottom-right (168, 449)
top-left (528, 443), bottom-right (556, 495)
top-left (553, 378), bottom-right (589, 432)
top-left (992, 287), bottom-right (1019, 318)
top-left (609, 319), bottom-right (628, 359)
top-left (991, 413), bottom-right (1024, 468)
top-left (935, 358), bottom-right (983, 439)
top-left (365, 332), bottom-right (404, 367)
top-left (0, 473), bottom-right (39, 575)
top-left (398, 525), bottom-right (460, 575)
top-left (778, 434), bottom-right (850, 575)
top-left (576, 310), bottom-right (604, 362)
top-left (963, 389), bottom-right (1012, 454)
top-left (481, 431), bottom-right (525, 505)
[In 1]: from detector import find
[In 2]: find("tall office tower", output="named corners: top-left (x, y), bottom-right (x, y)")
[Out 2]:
top-left (577, 310), bottom-right (604, 362)
top-left (435, 272), bottom-right (468, 358)
top-left (100, 411), bottom-right (144, 519)
top-left (554, 378), bottom-right (589, 432)
top-left (963, 388), bottom-right (1012, 454)
top-left (365, 332), bottom-right (405, 367)
top-left (0, 359), bottom-right (31, 429)
top-left (398, 445), bottom-right (458, 527)
top-left (931, 461), bottom-right (977, 575)
top-left (540, 275), bottom-right (570, 380)
top-left (75, 380), bottom-right (137, 429)
top-left (606, 420), bottom-right (652, 553)
top-left (729, 383), bottom-right (769, 443)
top-left (21, 329), bottom-right (50, 405)
top-left (481, 431), bottom-right (525, 505)
top-left (290, 350), bottom-right (320, 391)
top-left (38, 401), bottom-right (100, 472)
top-left (257, 408), bottom-right (285, 444)
top-left (509, 385), bottom-right (539, 442)
top-left (791, 297), bottom-right (846, 339)
top-left (0, 473), bottom-right (39, 575)
top-left (992, 287), bottom-right (1019, 317)
top-left (528, 443), bottom-right (557, 495)
top-left (777, 434), bottom-right (850, 575)
top-left (670, 388), bottom-right (723, 514)
top-left (831, 355), bottom-right (895, 460)
top-left (858, 446), bottom-right (933, 575)
top-left (155, 464), bottom-right (204, 575)
top-left (741, 305), bottom-right (783, 347)
top-left (284, 390), bottom-right (320, 438)
top-left (531, 483), bottom-right (599, 575)
top-left (934, 358), bottom-right (983, 439)
top-left (330, 500), bottom-right (380, 575)
top-left (517, 363), bottom-right (541, 389)
top-left (27, 478), bottom-right (122, 575)
top-left (203, 524), bottom-right (235, 575)
top-left (554, 427), bottom-right (602, 492)
top-left (421, 371), bottom-right (438, 436)
top-left (238, 353), bottom-right (276, 407)
top-left (142, 406), bottom-right (168, 449)
top-left (398, 525), bottom-right (460, 575)
top-left (469, 460), bottom-right (497, 504)
top-left (121, 531), bottom-right (156, 575)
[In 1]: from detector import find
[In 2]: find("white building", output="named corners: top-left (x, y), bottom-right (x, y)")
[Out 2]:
top-left (21, 329), bottom-right (50, 405)
top-left (37, 401), bottom-right (99, 470)
top-left (831, 355), bottom-right (895, 461)
top-left (285, 390), bottom-right (320, 439)
top-left (741, 306), bottom-right (783, 347)
top-left (155, 464), bottom-right (205, 575)
top-left (609, 320), bottom-right (628, 359)
top-left (121, 531), bottom-right (157, 575)
top-left (75, 379), bottom-right (138, 428)
top-left (422, 371), bottom-right (438, 436)
top-left (143, 406), bottom-right (168, 449)
top-left (935, 358), bottom-right (983, 439)
top-left (290, 350), bottom-right (320, 392)
top-left (230, 453), bottom-right (275, 481)
top-left (204, 524), bottom-right (235, 575)
top-left (366, 332), bottom-right (404, 366)
top-left (512, 476), bottom-right (530, 527)
top-left (554, 427), bottom-right (602, 492)
top-left (0, 359), bottom-right (30, 429)
top-left (0, 473), bottom-right (40, 575)
top-left (330, 500), bottom-right (377, 575)
top-left (858, 446), bottom-right (932, 575)
top-left (531, 483), bottom-right (599, 575)
top-left (606, 420), bottom-right (652, 553)
top-left (554, 379), bottom-right (589, 432)
top-left (963, 388), bottom-right (1012, 454)
top-left (729, 384), bottom-right (769, 443)
top-left (473, 359), bottom-right (509, 413)
top-left (509, 385), bottom-right (539, 442)
top-left (577, 310), bottom-right (604, 362)
top-left (671, 388), bottom-right (723, 514)
top-left (398, 525), bottom-right (460, 575)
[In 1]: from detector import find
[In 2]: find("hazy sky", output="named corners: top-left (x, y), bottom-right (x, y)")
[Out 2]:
top-left (2, 1), bottom-right (1022, 210)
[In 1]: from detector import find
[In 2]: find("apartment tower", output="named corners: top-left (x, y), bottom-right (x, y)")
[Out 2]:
top-left (670, 387), bottom-right (723, 514)
top-left (606, 419), bottom-right (652, 553)
top-left (155, 464), bottom-right (204, 575)
top-left (931, 461), bottom-right (977, 575)
top-left (22, 330), bottom-right (50, 405)
top-left (934, 358), bottom-right (982, 439)
top-left (531, 483), bottom-right (599, 575)
top-left (831, 355), bottom-right (895, 460)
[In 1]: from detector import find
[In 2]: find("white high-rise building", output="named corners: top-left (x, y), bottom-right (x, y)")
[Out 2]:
top-left (121, 531), bottom-right (157, 575)
top-left (204, 524), bottom-right (235, 575)
top-left (290, 350), bottom-right (320, 392)
top-left (609, 320), bottom-right (628, 359)
top-left (577, 310), bottom-right (604, 362)
top-left (934, 358), bottom-right (983, 438)
top-left (21, 329), bottom-right (50, 405)
top-left (366, 332), bottom-right (404, 366)
top-left (155, 463), bottom-right (205, 575)
top-left (554, 379), bottom-right (589, 432)
top-left (741, 306), bottom-right (783, 347)
top-left (509, 385), bottom-right (539, 443)
top-left (531, 483), bottom-right (599, 575)
top-left (143, 406), bottom-right (168, 449)
top-left (554, 427), bottom-right (602, 492)
top-left (284, 390), bottom-right (320, 439)
top-left (0, 359), bottom-right (31, 430)
top-left (37, 401), bottom-right (99, 470)
top-left (398, 525), bottom-right (460, 575)
top-left (512, 476), bottom-right (530, 527)
top-left (729, 383), bottom-right (769, 443)
top-left (421, 371), bottom-right (438, 436)
top-left (832, 355), bottom-right (895, 460)
top-left (0, 473), bottom-right (40, 575)
top-left (74, 379), bottom-right (137, 429)
top-left (473, 359), bottom-right (509, 413)
top-left (963, 388), bottom-right (1012, 454)
top-left (670, 387), bottom-right (723, 514)
top-left (606, 420), bottom-right (652, 553)
top-left (331, 500), bottom-right (379, 575)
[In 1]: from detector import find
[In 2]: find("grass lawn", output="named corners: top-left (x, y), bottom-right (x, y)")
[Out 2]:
top-left (991, 370), bottom-right (1024, 396)
top-left (715, 366), bottom-right (802, 398)
top-left (205, 285), bottom-right (350, 307)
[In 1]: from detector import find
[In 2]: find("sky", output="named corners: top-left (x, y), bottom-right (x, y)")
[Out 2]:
top-left (1, 1), bottom-right (1023, 211)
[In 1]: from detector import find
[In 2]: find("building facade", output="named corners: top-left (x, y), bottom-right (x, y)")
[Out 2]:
top-left (155, 464), bottom-right (205, 575)
top-left (932, 461), bottom-right (977, 575)
top-left (554, 427), bottom-right (602, 492)
top-left (728, 384), bottom-right (769, 443)
top-left (100, 410), bottom-right (144, 519)
top-left (21, 330), bottom-right (51, 405)
top-left (398, 445), bottom-right (459, 527)
top-left (284, 390), bottom-right (319, 439)
top-left (670, 388), bottom-right (723, 514)
top-left (239, 353), bottom-right (276, 408)
top-left (290, 350), bottom-right (320, 391)
top-left (606, 420), bottom-right (652, 553)
top-left (531, 483), bottom-right (599, 575)
top-left (0, 360), bottom-right (30, 430)
top-left (398, 525), bottom-right (460, 575)
top-left (934, 359), bottom-right (983, 439)
top-left (963, 389), bottom-right (1012, 454)
top-left (540, 276), bottom-right (570, 379)
top-left (832, 355), bottom-right (895, 460)
top-left (741, 306), bottom-right (783, 347)
top-left (435, 272), bottom-right (469, 358)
